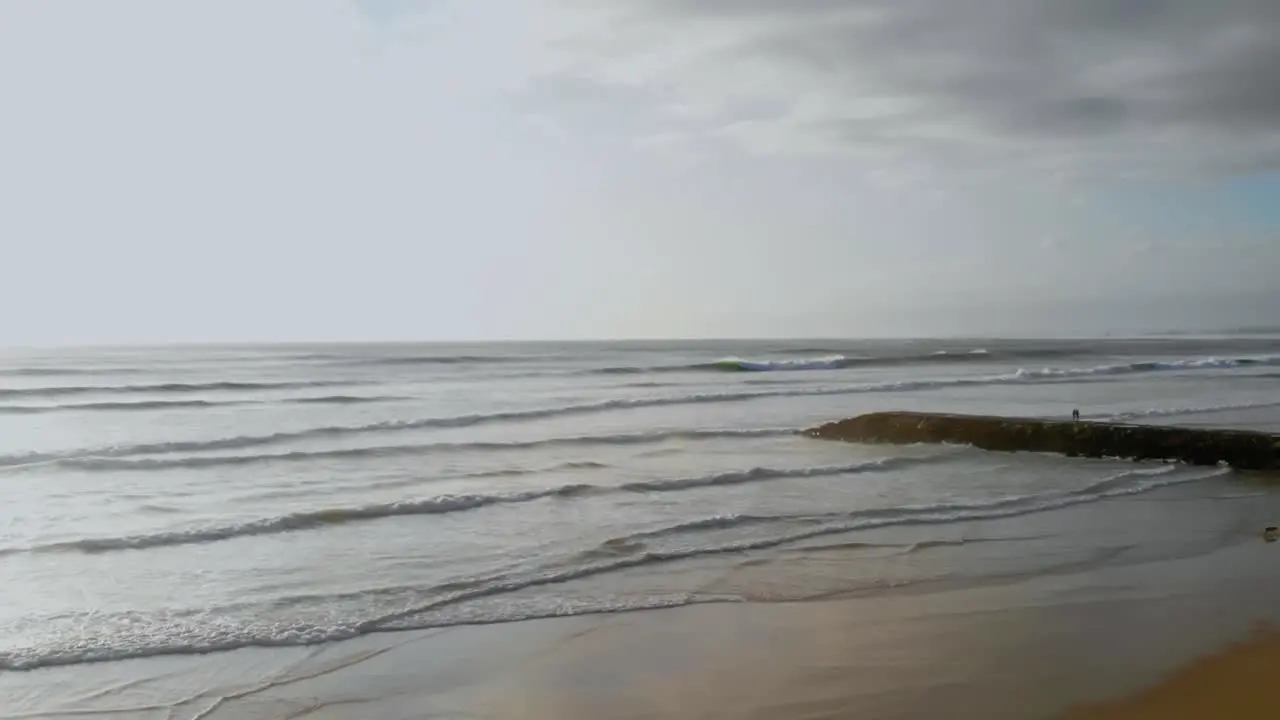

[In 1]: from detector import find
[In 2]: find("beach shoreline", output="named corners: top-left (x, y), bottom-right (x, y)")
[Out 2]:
top-left (6, 531), bottom-right (1280, 720)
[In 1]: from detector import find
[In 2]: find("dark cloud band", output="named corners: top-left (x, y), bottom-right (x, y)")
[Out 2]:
top-left (537, 0), bottom-right (1280, 176)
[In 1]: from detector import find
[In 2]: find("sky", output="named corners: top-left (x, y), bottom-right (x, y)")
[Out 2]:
top-left (2, 0), bottom-right (1279, 344)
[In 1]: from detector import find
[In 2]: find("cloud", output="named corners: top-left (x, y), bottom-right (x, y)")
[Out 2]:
top-left (532, 0), bottom-right (1280, 180)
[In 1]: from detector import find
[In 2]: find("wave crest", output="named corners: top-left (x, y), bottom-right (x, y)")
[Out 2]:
top-left (7, 456), bottom-right (952, 555)
top-left (619, 455), bottom-right (949, 493)
top-left (11, 428), bottom-right (794, 473)
top-left (0, 395), bottom-right (400, 415)
top-left (21, 486), bottom-right (595, 555)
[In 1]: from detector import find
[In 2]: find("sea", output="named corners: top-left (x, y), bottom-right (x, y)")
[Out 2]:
top-left (3, 337), bottom-right (1280, 673)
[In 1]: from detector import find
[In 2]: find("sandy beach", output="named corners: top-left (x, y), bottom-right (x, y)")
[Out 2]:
top-left (6, 522), bottom-right (1280, 720)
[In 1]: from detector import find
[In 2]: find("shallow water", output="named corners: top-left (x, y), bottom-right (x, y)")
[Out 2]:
top-left (2, 337), bottom-right (1279, 670)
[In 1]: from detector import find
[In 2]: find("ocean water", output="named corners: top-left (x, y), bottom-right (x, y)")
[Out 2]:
top-left (2, 337), bottom-right (1280, 672)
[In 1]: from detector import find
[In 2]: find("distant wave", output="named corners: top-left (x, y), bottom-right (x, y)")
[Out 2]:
top-left (0, 400), bottom-right (229, 414)
top-left (1196, 325), bottom-right (1280, 337)
top-left (0, 380), bottom-right (358, 400)
top-left (0, 395), bottom-right (401, 415)
top-left (0, 464), bottom-right (1222, 671)
top-left (590, 350), bottom-right (1280, 376)
top-left (346, 355), bottom-right (519, 367)
top-left (7, 455), bottom-right (930, 554)
top-left (0, 397), bottom-right (741, 467)
top-left (0, 367), bottom-right (145, 377)
top-left (1107, 399), bottom-right (1280, 421)
top-left (997, 355), bottom-right (1280, 383)
top-left (594, 350), bottom-right (1000, 374)
top-left (5, 355), bottom-right (1274, 469)
top-left (13, 428), bottom-right (795, 473)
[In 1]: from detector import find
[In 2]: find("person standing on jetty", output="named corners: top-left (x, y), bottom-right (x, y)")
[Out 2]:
top-left (1072, 409), bottom-right (1081, 422)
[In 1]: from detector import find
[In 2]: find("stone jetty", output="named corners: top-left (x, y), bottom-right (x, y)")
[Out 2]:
top-left (806, 411), bottom-right (1280, 470)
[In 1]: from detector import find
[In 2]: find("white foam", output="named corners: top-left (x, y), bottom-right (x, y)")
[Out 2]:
top-left (0, 462), bottom-right (1222, 672)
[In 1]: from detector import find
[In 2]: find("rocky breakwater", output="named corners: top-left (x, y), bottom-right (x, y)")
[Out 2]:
top-left (806, 412), bottom-right (1280, 470)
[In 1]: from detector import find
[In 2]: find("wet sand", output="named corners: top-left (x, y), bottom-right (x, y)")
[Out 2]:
top-left (1063, 625), bottom-right (1280, 719)
top-left (5, 534), bottom-right (1280, 720)
top-left (477, 539), bottom-right (1280, 720)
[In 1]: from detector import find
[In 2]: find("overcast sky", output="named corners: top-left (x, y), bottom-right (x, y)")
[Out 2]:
top-left (3, 0), bottom-right (1278, 344)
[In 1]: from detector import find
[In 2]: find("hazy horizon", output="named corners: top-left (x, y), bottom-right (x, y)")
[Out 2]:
top-left (4, 1), bottom-right (1279, 345)
top-left (9, 326), bottom-right (1280, 352)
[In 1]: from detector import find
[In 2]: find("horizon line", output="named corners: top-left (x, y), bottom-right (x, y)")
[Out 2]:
top-left (2, 330), bottom-right (1277, 352)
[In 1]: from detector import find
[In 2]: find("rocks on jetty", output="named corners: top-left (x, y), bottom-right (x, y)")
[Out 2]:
top-left (806, 411), bottom-right (1280, 470)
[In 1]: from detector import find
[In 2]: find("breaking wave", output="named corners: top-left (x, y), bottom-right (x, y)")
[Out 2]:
top-left (0, 464), bottom-right (1222, 671)
top-left (709, 356), bottom-right (852, 372)
top-left (1107, 399), bottom-right (1280, 421)
top-left (1027, 355), bottom-right (1280, 378)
